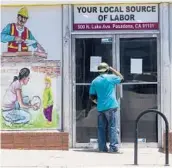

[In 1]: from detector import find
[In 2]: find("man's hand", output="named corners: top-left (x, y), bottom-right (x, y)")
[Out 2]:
top-left (15, 36), bottom-right (23, 43)
top-left (109, 66), bottom-right (124, 80)
top-left (109, 66), bottom-right (115, 71)
top-left (92, 99), bottom-right (97, 104)
top-left (89, 95), bottom-right (97, 104)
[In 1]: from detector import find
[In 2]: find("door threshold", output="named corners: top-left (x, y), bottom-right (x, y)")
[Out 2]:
top-left (74, 142), bottom-right (159, 148)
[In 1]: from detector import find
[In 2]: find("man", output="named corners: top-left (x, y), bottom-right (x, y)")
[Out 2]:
top-left (1, 7), bottom-right (45, 52)
top-left (89, 62), bottom-right (124, 153)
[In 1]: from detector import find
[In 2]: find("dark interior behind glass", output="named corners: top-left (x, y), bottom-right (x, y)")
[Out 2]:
top-left (120, 37), bottom-right (158, 142)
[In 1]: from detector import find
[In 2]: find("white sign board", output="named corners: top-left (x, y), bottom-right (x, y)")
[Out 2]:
top-left (130, 58), bottom-right (142, 74)
top-left (73, 4), bottom-right (159, 30)
top-left (90, 56), bottom-right (102, 72)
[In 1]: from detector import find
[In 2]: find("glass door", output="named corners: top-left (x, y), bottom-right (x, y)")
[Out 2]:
top-left (72, 35), bottom-right (115, 146)
top-left (116, 35), bottom-right (159, 143)
top-left (72, 34), bottom-right (160, 147)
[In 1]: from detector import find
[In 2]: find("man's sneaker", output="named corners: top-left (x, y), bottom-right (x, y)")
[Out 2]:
top-left (109, 149), bottom-right (123, 154)
top-left (99, 149), bottom-right (108, 153)
top-left (99, 150), bottom-right (108, 153)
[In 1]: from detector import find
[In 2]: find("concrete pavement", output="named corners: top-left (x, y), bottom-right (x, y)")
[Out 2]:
top-left (0, 148), bottom-right (172, 168)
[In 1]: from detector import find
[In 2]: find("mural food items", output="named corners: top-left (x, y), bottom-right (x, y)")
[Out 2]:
top-left (0, 61), bottom-right (61, 130)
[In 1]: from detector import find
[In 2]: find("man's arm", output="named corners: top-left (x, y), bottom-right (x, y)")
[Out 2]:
top-left (1, 24), bottom-right (15, 43)
top-left (109, 67), bottom-right (124, 81)
top-left (89, 95), bottom-right (97, 104)
top-left (89, 83), bottom-right (97, 104)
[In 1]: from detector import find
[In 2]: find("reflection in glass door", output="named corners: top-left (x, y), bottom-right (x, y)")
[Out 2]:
top-left (119, 37), bottom-right (158, 142)
top-left (74, 37), bottom-right (113, 143)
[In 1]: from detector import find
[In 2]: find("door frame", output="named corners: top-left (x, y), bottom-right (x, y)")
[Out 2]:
top-left (71, 34), bottom-right (161, 148)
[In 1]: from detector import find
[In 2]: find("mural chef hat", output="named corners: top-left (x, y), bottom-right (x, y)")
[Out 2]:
top-left (18, 7), bottom-right (29, 18)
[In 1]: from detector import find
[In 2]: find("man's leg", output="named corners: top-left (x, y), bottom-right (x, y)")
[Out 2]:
top-left (97, 112), bottom-right (108, 152)
top-left (105, 108), bottom-right (119, 152)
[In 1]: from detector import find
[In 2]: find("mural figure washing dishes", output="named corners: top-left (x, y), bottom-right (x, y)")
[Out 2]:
top-left (1, 7), bottom-right (46, 53)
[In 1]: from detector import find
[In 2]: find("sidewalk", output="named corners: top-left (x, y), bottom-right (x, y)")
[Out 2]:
top-left (0, 148), bottom-right (172, 168)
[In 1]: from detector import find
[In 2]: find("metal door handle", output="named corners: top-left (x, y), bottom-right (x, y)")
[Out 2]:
top-left (120, 84), bottom-right (123, 99)
top-left (117, 84), bottom-right (123, 99)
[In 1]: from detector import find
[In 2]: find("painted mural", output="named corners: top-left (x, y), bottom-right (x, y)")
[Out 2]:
top-left (0, 61), bottom-right (61, 130)
top-left (1, 7), bottom-right (47, 59)
top-left (1, 7), bottom-right (45, 52)
top-left (1, 6), bottom-right (62, 61)
top-left (0, 6), bottom-right (62, 130)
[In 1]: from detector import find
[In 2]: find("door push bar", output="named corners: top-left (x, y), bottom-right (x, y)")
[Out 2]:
top-left (134, 109), bottom-right (169, 166)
